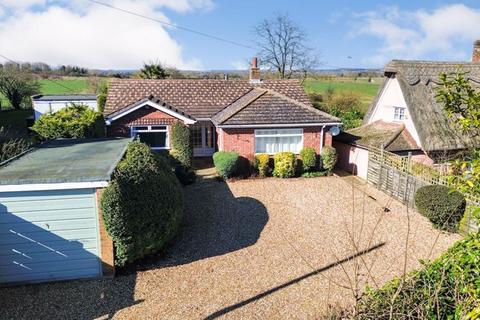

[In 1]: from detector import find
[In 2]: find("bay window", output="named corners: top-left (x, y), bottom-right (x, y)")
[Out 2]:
top-left (254, 128), bottom-right (303, 154)
top-left (131, 125), bottom-right (169, 150)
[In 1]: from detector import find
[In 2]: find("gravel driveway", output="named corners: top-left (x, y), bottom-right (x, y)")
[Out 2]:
top-left (1, 176), bottom-right (460, 319)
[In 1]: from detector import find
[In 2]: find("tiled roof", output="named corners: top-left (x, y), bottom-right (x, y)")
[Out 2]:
top-left (214, 89), bottom-right (340, 126)
top-left (336, 120), bottom-right (420, 152)
top-left (105, 79), bottom-right (312, 119)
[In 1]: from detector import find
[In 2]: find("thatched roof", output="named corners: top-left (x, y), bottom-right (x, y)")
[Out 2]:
top-left (336, 120), bottom-right (419, 152)
top-left (364, 60), bottom-right (480, 153)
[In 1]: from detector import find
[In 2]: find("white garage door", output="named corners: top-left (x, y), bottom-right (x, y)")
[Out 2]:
top-left (0, 188), bottom-right (102, 285)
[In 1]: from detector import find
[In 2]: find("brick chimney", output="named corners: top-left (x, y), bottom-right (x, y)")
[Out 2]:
top-left (473, 40), bottom-right (480, 63)
top-left (249, 57), bottom-right (261, 84)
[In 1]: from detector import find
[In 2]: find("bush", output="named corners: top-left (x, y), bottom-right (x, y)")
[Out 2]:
top-left (96, 80), bottom-right (108, 113)
top-left (213, 151), bottom-right (239, 179)
top-left (254, 153), bottom-right (271, 177)
top-left (301, 171), bottom-right (328, 178)
top-left (414, 185), bottom-right (466, 231)
top-left (31, 103), bottom-right (105, 139)
top-left (100, 141), bottom-right (183, 266)
top-left (273, 152), bottom-right (296, 178)
top-left (356, 233), bottom-right (480, 319)
top-left (300, 147), bottom-right (317, 172)
top-left (324, 91), bottom-right (361, 112)
top-left (321, 146), bottom-right (337, 174)
top-left (0, 127), bottom-right (35, 163)
top-left (237, 154), bottom-right (255, 178)
top-left (171, 122), bottom-right (192, 169)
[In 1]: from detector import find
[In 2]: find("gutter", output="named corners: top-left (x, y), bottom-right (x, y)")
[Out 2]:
top-left (217, 122), bottom-right (341, 129)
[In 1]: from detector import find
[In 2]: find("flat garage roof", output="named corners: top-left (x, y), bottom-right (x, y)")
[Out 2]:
top-left (0, 138), bottom-right (131, 186)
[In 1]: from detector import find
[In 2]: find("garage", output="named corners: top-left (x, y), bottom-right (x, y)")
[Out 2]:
top-left (0, 138), bottom-right (130, 285)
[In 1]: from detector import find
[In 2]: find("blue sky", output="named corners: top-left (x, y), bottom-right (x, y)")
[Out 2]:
top-left (0, 0), bottom-right (479, 70)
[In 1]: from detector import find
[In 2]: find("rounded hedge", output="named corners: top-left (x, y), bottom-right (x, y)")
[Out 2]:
top-left (171, 122), bottom-right (192, 169)
top-left (273, 152), bottom-right (296, 178)
top-left (31, 103), bottom-right (105, 139)
top-left (414, 185), bottom-right (466, 232)
top-left (254, 153), bottom-right (271, 177)
top-left (321, 145), bottom-right (337, 174)
top-left (101, 141), bottom-right (183, 266)
top-left (213, 151), bottom-right (239, 179)
top-left (300, 147), bottom-right (317, 172)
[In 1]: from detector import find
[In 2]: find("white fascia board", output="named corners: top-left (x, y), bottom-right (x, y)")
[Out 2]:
top-left (217, 122), bottom-right (342, 129)
top-left (106, 101), bottom-right (196, 125)
top-left (0, 181), bottom-right (109, 192)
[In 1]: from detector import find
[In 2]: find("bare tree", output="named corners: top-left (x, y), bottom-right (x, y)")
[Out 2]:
top-left (253, 14), bottom-right (318, 79)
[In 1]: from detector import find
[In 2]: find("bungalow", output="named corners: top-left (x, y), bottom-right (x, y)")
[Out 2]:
top-left (335, 41), bottom-right (480, 178)
top-left (104, 58), bottom-right (341, 158)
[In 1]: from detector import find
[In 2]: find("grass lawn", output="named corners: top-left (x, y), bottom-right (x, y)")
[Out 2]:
top-left (0, 77), bottom-right (91, 110)
top-left (303, 77), bottom-right (381, 113)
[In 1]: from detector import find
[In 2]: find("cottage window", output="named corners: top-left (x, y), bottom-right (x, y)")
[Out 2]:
top-left (394, 107), bottom-right (406, 120)
top-left (254, 129), bottom-right (303, 154)
top-left (131, 125), bottom-right (169, 150)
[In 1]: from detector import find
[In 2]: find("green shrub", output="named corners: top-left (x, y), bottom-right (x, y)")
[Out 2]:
top-left (273, 152), bottom-right (296, 178)
top-left (254, 153), bottom-right (271, 177)
top-left (414, 185), bottom-right (466, 232)
top-left (301, 171), bottom-right (328, 178)
top-left (101, 141), bottom-right (183, 266)
top-left (237, 154), bottom-right (255, 178)
top-left (171, 122), bottom-right (192, 169)
top-left (31, 103), bottom-right (105, 139)
top-left (96, 80), bottom-right (108, 113)
top-left (213, 151), bottom-right (239, 179)
top-left (300, 147), bottom-right (317, 172)
top-left (0, 127), bottom-right (35, 163)
top-left (356, 233), bottom-right (480, 319)
top-left (321, 146), bottom-right (337, 174)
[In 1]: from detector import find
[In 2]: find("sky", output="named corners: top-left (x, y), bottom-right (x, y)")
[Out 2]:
top-left (0, 0), bottom-right (480, 70)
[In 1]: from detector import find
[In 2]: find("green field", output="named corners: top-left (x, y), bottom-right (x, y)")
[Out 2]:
top-left (0, 77), bottom-right (91, 109)
top-left (303, 77), bottom-right (381, 112)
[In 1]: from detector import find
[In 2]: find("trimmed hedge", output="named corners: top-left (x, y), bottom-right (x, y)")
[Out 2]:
top-left (254, 153), bottom-right (270, 177)
top-left (171, 122), bottom-right (192, 169)
top-left (101, 141), bottom-right (183, 266)
top-left (273, 152), bottom-right (296, 178)
top-left (356, 233), bottom-right (480, 319)
top-left (31, 103), bottom-right (105, 139)
top-left (300, 147), bottom-right (317, 172)
top-left (321, 145), bottom-right (337, 174)
top-left (414, 185), bottom-right (466, 232)
top-left (213, 151), bottom-right (239, 179)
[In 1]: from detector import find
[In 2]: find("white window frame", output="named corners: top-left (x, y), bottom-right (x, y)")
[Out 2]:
top-left (393, 107), bottom-right (406, 121)
top-left (131, 125), bottom-right (169, 150)
top-left (254, 128), bottom-right (304, 154)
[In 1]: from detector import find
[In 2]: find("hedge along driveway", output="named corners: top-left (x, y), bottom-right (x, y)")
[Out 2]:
top-left (0, 176), bottom-right (460, 319)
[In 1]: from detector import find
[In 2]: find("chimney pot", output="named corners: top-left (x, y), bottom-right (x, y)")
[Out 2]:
top-left (473, 40), bottom-right (480, 63)
top-left (249, 57), bottom-right (261, 84)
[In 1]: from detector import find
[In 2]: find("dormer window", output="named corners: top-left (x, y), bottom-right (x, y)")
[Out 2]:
top-left (394, 107), bottom-right (405, 120)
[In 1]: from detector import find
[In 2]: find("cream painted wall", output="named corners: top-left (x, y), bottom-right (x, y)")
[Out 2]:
top-left (367, 77), bottom-right (422, 148)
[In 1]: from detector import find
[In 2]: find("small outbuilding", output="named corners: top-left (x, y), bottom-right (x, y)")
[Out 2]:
top-left (32, 94), bottom-right (98, 120)
top-left (0, 138), bottom-right (130, 285)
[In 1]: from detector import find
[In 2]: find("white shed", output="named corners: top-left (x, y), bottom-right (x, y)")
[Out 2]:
top-left (32, 95), bottom-right (98, 120)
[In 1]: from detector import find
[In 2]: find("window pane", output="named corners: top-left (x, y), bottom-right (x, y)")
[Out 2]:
top-left (133, 126), bottom-right (148, 131)
top-left (255, 133), bottom-right (302, 153)
top-left (190, 126), bottom-right (203, 148)
top-left (151, 126), bottom-right (167, 130)
top-left (137, 132), bottom-right (166, 148)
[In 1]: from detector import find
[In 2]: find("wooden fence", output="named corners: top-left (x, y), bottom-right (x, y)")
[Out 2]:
top-left (366, 146), bottom-right (479, 232)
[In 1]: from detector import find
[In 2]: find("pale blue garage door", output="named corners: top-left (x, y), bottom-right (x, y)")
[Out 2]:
top-left (0, 188), bottom-right (101, 285)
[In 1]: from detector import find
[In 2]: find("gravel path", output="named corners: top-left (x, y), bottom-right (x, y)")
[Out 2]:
top-left (0, 176), bottom-right (461, 319)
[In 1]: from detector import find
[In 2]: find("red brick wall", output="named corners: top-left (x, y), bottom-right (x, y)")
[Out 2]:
top-left (220, 126), bottom-right (331, 158)
top-left (107, 107), bottom-right (175, 137)
top-left (221, 128), bottom-right (255, 157)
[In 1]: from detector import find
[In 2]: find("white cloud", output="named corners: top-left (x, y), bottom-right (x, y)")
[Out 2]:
top-left (231, 60), bottom-right (249, 70)
top-left (352, 4), bottom-right (480, 66)
top-left (0, 0), bottom-right (213, 69)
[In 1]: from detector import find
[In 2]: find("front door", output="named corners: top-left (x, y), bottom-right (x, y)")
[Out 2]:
top-left (191, 122), bottom-right (216, 157)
